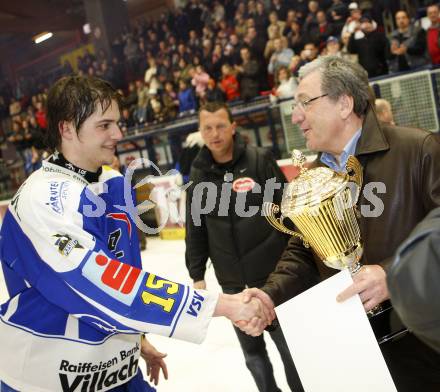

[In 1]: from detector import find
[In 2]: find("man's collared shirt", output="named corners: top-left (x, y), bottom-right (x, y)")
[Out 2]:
top-left (320, 129), bottom-right (361, 172)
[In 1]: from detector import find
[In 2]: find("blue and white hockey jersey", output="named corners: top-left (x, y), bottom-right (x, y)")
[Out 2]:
top-left (0, 158), bottom-right (218, 392)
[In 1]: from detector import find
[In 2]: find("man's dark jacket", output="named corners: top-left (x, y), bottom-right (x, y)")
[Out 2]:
top-left (185, 135), bottom-right (288, 288)
top-left (263, 107), bottom-right (440, 306)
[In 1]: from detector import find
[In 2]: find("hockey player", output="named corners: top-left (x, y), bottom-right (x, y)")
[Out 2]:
top-left (0, 76), bottom-right (273, 391)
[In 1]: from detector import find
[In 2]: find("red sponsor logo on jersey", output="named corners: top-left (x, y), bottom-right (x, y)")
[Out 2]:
top-left (232, 177), bottom-right (256, 193)
top-left (95, 254), bottom-right (140, 294)
top-left (106, 212), bottom-right (132, 237)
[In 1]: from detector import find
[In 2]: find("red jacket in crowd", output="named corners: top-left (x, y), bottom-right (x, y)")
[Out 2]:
top-left (427, 26), bottom-right (440, 64)
top-left (220, 74), bottom-right (240, 101)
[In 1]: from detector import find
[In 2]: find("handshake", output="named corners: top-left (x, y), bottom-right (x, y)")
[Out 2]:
top-left (213, 287), bottom-right (277, 336)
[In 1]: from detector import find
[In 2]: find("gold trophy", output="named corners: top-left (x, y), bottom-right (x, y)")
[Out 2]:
top-left (264, 149), bottom-right (364, 274)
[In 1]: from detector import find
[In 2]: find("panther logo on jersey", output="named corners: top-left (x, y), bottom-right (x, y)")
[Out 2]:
top-left (53, 234), bottom-right (84, 256)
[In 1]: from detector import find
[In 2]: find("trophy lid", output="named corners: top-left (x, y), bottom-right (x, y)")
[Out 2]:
top-left (281, 150), bottom-right (352, 216)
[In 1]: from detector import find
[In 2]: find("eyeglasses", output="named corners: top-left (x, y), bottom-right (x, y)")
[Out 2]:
top-left (291, 94), bottom-right (328, 112)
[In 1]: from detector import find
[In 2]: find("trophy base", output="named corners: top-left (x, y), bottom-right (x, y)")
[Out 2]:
top-left (323, 243), bottom-right (363, 271)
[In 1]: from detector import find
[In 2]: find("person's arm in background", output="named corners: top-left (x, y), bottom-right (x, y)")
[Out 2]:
top-left (185, 170), bottom-right (209, 290)
top-left (387, 207), bottom-right (440, 353)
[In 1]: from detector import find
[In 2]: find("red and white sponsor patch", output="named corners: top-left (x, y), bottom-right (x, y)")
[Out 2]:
top-left (232, 177), bottom-right (256, 193)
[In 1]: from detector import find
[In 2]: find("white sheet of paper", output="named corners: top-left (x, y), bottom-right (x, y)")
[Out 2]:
top-left (276, 269), bottom-right (397, 392)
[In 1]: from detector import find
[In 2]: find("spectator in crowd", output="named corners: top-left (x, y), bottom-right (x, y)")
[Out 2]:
top-left (388, 10), bottom-right (429, 73)
top-left (285, 9), bottom-right (299, 27)
top-left (341, 30), bottom-right (359, 62)
top-left (293, 0), bottom-right (309, 22)
top-left (7, 121), bottom-right (22, 148)
top-left (34, 101), bottom-right (47, 130)
top-left (220, 64), bottom-right (240, 102)
top-left (270, 0), bottom-right (288, 20)
top-left (224, 33), bottom-right (242, 66)
top-left (426, 4), bottom-right (440, 65)
top-left (150, 93), bottom-right (166, 123)
top-left (270, 65), bottom-right (298, 102)
top-left (209, 43), bottom-right (226, 81)
top-left (286, 20), bottom-right (307, 54)
top-left (212, 1), bottom-right (225, 24)
top-left (254, 1), bottom-right (269, 34)
top-left (97, 60), bottom-right (113, 83)
top-left (162, 81), bottom-right (179, 120)
top-left (267, 11), bottom-right (286, 41)
top-left (144, 57), bottom-right (161, 94)
top-left (342, 2), bottom-right (363, 36)
top-left (347, 14), bottom-right (389, 77)
top-left (268, 37), bottom-right (295, 76)
top-left (178, 79), bottom-right (197, 115)
top-left (125, 81), bottom-right (138, 109)
top-left (265, 27), bottom-right (282, 59)
top-left (290, 42), bottom-right (319, 76)
top-left (243, 26), bottom-right (266, 67)
top-left (118, 107), bottom-right (136, 133)
top-left (235, 46), bottom-right (260, 101)
top-left (329, 4), bottom-right (348, 36)
top-left (188, 30), bottom-right (201, 54)
top-left (234, 12), bottom-right (248, 38)
top-left (325, 35), bottom-right (342, 56)
top-left (304, 8), bottom-right (325, 45)
top-left (375, 98), bottom-right (395, 125)
top-left (135, 80), bottom-right (150, 124)
top-left (205, 78), bottom-right (225, 103)
top-left (191, 65), bottom-right (210, 100)
top-left (9, 98), bottom-right (21, 117)
top-left (177, 57), bottom-right (193, 83)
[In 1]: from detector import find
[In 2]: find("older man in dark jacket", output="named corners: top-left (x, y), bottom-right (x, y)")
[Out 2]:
top-left (244, 56), bottom-right (440, 391)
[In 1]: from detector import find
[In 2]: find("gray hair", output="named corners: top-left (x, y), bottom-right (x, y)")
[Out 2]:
top-left (298, 56), bottom-right (372, 117)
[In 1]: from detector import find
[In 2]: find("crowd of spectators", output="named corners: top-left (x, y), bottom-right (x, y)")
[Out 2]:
top-left (0, 0), bottom-right (440, 181)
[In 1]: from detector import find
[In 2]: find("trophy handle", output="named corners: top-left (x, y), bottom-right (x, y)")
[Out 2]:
top-left (346, 155), bottom-right (363, 203)
top-left (263, 202), bottom-right (309, 247)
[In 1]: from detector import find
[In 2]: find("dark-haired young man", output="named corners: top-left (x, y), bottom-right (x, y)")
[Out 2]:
top-left (185, 102), bottom-right (306, 392)
top-left (0, 77), bottom-right (272, 391)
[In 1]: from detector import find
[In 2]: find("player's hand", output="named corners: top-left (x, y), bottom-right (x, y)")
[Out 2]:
top-left (193, 280), bottom-right (206, 290)
top-left (234, 288), bottom-right (276, 336)
top-left (337, 264), bottom-right (389, 311)
top-left (233, 295), bottom-right (271, 336)
top-left (242, 287), bottom-right (276, 322)
top-left (214, 292), bottom-right (273, 336)
top-left (140, 337), bottom-right (168, 386)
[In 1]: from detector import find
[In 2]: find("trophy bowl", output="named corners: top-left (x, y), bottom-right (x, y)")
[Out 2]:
top-left (264, 149), bottom-right (364, 274)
